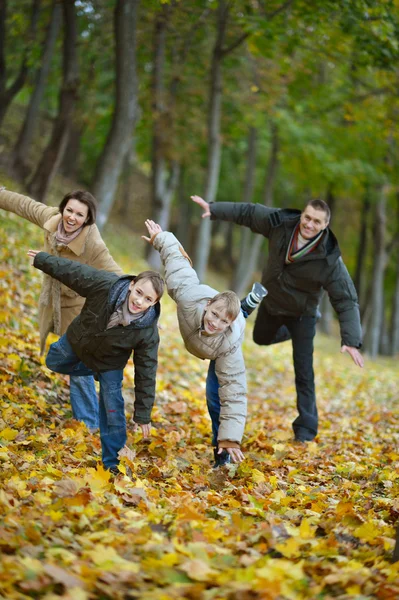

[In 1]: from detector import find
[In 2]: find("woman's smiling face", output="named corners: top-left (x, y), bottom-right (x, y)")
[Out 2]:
top-left (62, 199), bottom-right (89, 233)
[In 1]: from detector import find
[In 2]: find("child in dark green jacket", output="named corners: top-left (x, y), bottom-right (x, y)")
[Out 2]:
top-left (28, 250), bottom-right (164, 471)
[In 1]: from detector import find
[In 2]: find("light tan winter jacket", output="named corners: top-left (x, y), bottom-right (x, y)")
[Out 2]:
top-left (0, 189), bottom-right (123, 353)
top-left (153, 231), bottom-right (247, 445)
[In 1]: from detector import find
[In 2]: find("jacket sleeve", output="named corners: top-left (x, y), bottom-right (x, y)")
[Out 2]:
top-left (215, 346), bottom-right (247, 444)
top-left (0, 189), bottom-right (57, 227)
top-left (210, 202), bottom-right (279, 238)
top-left (324, 257), bottom-right (362, 348)
top-left (88, 228), bottom-right (124, 276)
top-left (34, 252), bottom-right (117, 298)
top-left (153, 231), bottom-right (200, 303)
top-left (132, 332), bottom-right (160, 424)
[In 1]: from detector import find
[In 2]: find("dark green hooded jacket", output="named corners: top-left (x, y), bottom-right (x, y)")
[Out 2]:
top-left (210, 202), bottom-right (362, 349)
top-left (34, 252), bottom-right (160, 423)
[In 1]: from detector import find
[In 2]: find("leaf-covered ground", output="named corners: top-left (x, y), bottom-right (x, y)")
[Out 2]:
top-left (0, 210), bottom-right (398, 600)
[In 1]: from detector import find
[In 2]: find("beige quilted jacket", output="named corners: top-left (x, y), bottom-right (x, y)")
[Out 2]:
top-left (0, 189), bottom-right (123, 353)
top-left (153, 231), bottom-right (247, 445)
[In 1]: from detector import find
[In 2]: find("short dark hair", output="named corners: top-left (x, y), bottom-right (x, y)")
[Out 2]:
top-left (304, 199), bottom-right (331, 223)
top-left (134, 271), bottom-right (165, 301)
top-left (58, 190), bottom-right (97, 226)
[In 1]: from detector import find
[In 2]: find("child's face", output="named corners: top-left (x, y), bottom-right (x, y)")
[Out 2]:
top-left (128, 279), bottom-right (158, 314)
top-left (203, 300), bottom-right (234, 335)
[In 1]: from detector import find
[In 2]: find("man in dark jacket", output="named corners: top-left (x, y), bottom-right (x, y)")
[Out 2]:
top-left (191, 196), bottom-right (363, 443)
top-left (28, 250), bottom-right (164, 471)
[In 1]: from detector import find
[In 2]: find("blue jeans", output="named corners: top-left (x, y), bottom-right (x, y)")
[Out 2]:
top-left (46, 334), bottom-right (126, 468)
top-left (70, 376), bottom-right (99, 431)
top-left (206, 359), bottom-right (220, 447)
top-left (206, 308), bottom-right (248, 447)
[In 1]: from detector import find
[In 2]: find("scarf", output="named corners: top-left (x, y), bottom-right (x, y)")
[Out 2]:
top-left (107, 292), bottom-right (143, 329)
top-left (55, 220), bottom-right (84, 246)
top-left (285, 222), bottom-right (324, 264)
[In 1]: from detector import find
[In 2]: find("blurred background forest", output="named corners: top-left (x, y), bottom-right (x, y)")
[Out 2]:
top-left (1, 0), bottom-right (399, 358)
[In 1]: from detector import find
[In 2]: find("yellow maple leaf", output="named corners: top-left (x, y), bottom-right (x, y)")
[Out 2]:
top-left (251, 469), bottom-right (266, 484)
top-left (275, 536), bottom-right (302, 558)
top-left (354, 521), bottom-right (381, 542)
top-left (0, 427), bottom-right (18, 441)
top-left (299, 518), bottom-right (316, 539)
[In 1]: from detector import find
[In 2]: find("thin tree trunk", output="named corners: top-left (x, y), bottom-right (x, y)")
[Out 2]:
top-left (390, 196), bottom-right (399, 355)
top-left (354, 189), bottom-right (371, 313)
top-left (60, 121), bottom-right (83, 180)
top-left (147, 5), bottom-right (180, 270)
top-left (28, 0), bottom-right (78, 202)
top-left (233, 121), bottom-right (279, 298)
top-left (93, 0), bottom-right (139, 230)
top-left (175, 167), bottom-right (192, 250)
top-left (231, 127), bottom-right (258, 291)
top-left (318, 186), bottom-right (336, 335)
top-left (11, 0), bottom-right (61, 179)
top-left (194, 0), bottom-right (228, 281)
top-left (393, 525), bottom-right (399, 562)
top-left (0, 0), bottom-right (40, 128)
top-left (363, 191), bottom-right (387, 358)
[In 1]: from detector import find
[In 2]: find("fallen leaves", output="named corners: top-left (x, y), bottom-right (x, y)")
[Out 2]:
top-left (0, 211), bottom-right (398, 599)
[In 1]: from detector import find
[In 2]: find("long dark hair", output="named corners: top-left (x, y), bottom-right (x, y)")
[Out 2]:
top-left (58, 190), bottom-right (97, 226)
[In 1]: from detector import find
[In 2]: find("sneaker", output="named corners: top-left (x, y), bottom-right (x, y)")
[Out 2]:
top-left (241, 282), bottom-right (268, 316)
top-left (107, 466), bottom-right (120, 476)
top-left (213, 448), bottom-right (231, 468)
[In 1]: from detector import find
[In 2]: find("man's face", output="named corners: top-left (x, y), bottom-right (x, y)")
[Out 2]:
top-left (299, 205), bottom-right (329, 239)
top-left (128, 279), bottom-right (158, 314)
top-left (203, 300), bottom-right (234, 335)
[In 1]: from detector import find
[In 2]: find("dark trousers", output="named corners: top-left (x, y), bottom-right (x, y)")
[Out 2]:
top-left (253, 301), bottom-right (317, 441)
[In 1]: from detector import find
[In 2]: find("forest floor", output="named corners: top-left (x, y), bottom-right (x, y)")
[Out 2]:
top-left (0, 208), bottom-right (398, 600)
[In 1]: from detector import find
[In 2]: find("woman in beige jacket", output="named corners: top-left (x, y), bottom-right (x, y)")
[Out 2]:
top-left (0, 187), bottom-right (123, 431)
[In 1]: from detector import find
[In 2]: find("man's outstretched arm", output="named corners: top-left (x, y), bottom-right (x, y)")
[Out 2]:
top-left (191, 194), bottom-right (276, 237)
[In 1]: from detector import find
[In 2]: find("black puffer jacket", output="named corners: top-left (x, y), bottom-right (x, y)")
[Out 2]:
top-left (34, 252), bottom-right (160, 423)
top-left (210, 202), bottom-right (362, 348)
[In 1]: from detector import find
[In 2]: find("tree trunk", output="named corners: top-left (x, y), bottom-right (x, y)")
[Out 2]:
top-left (175, 167), bottom-right (192, 250)
top-left (93, 0), bottom-right (139, 230)
top-left (28, 0), bottom-right (78, 202)
top-left (390, 198), bottom-right (399, 355)
top-left (233, 121), bottom-right (279, 298)
top-left (231, 127), bottom-right (258, 291)
top-left (363, 191), bottom-right (387, 358)
top-left (194, 0), bottom-right (228, 281)
top-left (354, 189), bottom-right (371, 313)
top-left (393, 524), bottom-right (399, 562)
top-left (318, 186), bottom-right (336, 335)
top-left (0, 0), bottom-right (40, 128)
top-left (147, 5), bottom-right (180, 270)
top-left (11, 0), bottom-right (62, 179)
top-left (60, 121), bottom-right (83, 180)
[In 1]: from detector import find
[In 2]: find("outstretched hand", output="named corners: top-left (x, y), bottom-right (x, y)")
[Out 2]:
top-left (132, 421), bottom-right (151, 439)
top-left (27, 249), bottom-right (40, 264)
top-left (142, 219), bottom-right (162, 244)
top-left (222, 446), bottom-right (245, 463)
top-left (191, 195), bottom-right (211, 218)
top-left (341, 345), bottom-right (364, 368)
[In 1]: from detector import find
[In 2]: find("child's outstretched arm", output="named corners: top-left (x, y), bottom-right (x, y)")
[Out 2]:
top-left (142, 219), bottom-right (201, 303)
top-left (215, 346), bottom-right (247, 462)
top-left (28, 250), bottom-right (117, 297)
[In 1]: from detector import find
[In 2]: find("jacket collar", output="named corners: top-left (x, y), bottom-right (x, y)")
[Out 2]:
top-left (284, 214), bottom-right (341, 265)
top-left (44, 213), bottom-right (91, 256)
